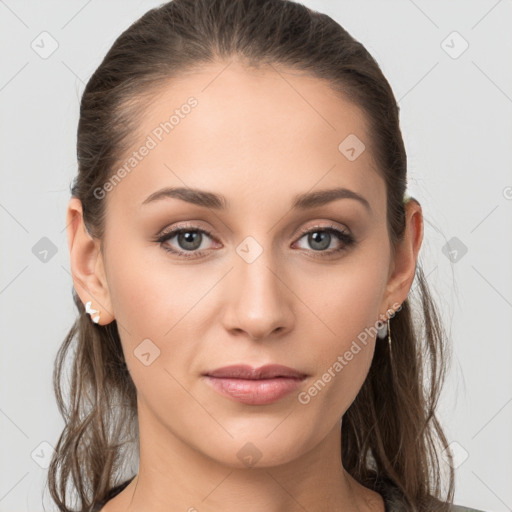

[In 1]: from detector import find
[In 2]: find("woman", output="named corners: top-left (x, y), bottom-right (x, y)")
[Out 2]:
top-left (50, 0), bottom-right (484, 510)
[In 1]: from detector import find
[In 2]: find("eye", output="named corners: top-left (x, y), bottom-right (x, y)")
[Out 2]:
top-left (156, 225), bottom-right (218, 259)
top-left (155, 223), bottom-right (355, 260)
top-left (293, 224), bottom-right (355, 256)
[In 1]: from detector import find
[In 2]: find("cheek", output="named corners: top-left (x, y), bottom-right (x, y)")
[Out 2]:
top-left (106, 241), bottom-right (225, 377)
top-left (303, 256), bottom-right (387, 346)
top-left (295, 257), bottom-right (387, 406)
top-left (107, 239), bottom-right (203, 335)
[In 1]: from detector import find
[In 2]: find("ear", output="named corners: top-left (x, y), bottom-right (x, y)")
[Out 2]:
top-left (66, 197), bottom-right (115, 325)
top-left (380, 198), bottom-right (424, 316)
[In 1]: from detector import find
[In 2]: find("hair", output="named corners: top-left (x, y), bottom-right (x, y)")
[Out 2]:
top-left (48, 0), bottom-right (456, 510)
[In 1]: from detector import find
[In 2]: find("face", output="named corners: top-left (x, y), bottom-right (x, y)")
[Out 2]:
top-left (68, 59), bottom-right (419, 470)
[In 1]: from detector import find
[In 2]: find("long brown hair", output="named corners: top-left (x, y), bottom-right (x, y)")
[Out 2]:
top-left (48, 0), bottom-right (455, 510)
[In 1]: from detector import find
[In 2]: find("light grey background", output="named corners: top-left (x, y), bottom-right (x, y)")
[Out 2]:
top-left (1, 0), bottom-right (511, 510)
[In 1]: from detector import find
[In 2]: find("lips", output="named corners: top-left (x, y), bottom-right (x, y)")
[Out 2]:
top-left (204, 364), bottom-right (307, 380)
top-left (202, 364), bottom-right (308, 405)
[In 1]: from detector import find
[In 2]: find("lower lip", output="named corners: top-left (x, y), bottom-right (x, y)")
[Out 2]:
top-left (204, 376), bottom-right (304, 405)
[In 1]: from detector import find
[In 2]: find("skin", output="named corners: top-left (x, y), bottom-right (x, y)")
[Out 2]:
top-left (67, 59), bottom-right (423, 512)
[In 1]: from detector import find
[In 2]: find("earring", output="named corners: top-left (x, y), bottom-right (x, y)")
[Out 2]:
top-left (377, 318), bottom-right (389, 341)
top-left (85, 300), bottom-right (101, 324)
top-left (377, 318), bottom-right (392, 352)
top-left (377, 303), bottom-right (402, 345)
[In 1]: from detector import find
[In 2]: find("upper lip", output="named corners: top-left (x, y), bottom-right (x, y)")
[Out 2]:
top-left (204, 364), bottom-right (307, 380)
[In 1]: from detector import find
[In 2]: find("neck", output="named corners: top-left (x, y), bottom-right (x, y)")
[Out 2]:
top-left (113, 401), bottom-right (379, 512)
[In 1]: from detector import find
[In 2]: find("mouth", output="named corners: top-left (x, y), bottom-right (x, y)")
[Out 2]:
top-left (202, 364), bottom-right (308, 405)
top-left (204, 363), bottom-right (307, 380)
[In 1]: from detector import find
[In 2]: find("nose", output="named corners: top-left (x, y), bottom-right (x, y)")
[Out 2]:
top-left (221, 251), bottom-right (293, 341)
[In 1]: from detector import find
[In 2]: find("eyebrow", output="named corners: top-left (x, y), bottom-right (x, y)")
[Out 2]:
top-left (141, 186), bottom-right (371, 213)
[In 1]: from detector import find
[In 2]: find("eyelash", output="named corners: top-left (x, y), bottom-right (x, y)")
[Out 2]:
top-left (155, 223), bottom-right (355, 260)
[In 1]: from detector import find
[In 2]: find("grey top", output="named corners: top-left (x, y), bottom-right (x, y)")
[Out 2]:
top-left (378, 475), bottom-right (485, 512)
top-left (91, 475), bottom-right (486, 512)
top-left (451, 507), bottom-right (486, 512)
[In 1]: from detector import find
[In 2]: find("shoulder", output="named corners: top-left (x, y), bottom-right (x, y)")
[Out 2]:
top-left (385, 500), bottom-right (488, 512)
top-left (451, 505), bottom-right (487, 512)
top-left (378, 477), bottom-right (487, 512)
top-left (90, 476), bottom-right (136, 512)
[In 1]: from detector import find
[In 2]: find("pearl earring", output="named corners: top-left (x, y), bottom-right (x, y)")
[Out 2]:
top-left (85, 300), bottom-right (101, 324)
top-left (377, 318), bottom-right (389, 341)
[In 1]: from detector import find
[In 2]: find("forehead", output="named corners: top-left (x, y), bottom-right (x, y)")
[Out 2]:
top-left (104, 60), bottom-right (384, 219)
